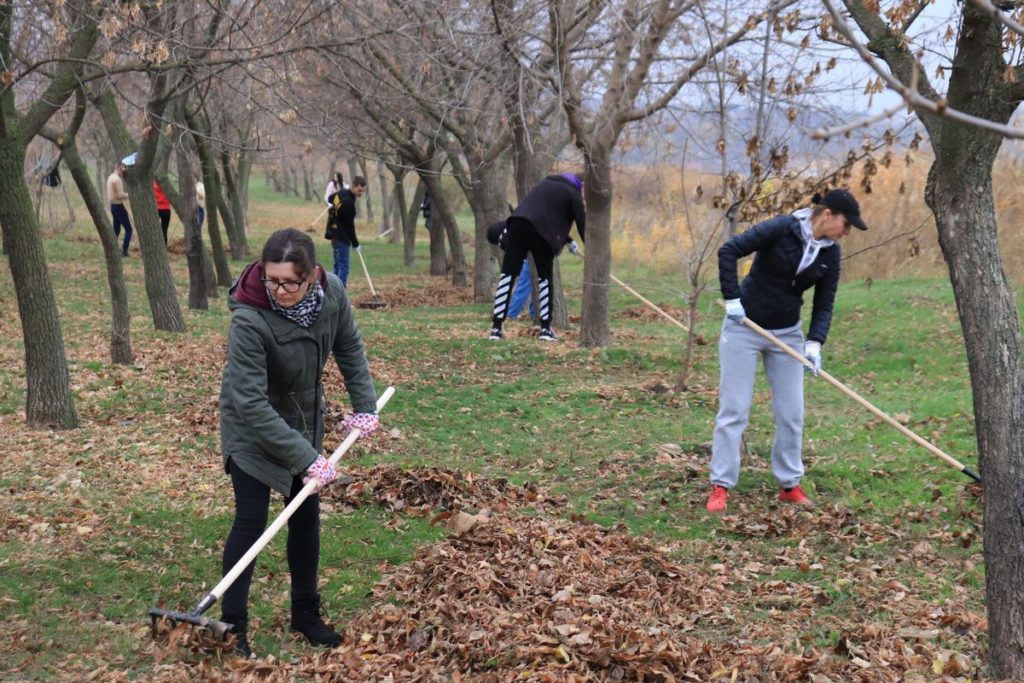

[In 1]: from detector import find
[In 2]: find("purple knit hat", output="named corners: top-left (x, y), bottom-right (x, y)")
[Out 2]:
top-left (560, 172), bottom-right (583, 191)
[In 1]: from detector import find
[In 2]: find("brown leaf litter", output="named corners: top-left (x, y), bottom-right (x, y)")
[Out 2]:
top-left (150, 506), bottom-right (985, 682)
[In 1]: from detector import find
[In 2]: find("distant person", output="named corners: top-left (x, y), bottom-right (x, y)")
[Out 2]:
top-left (706, 189), bottom-right (867, 515)
top-left (324, 176), bottom-right (367, 285)
top-left (487, 173), bottom-right (585, 342)
top-left (195, 180), bottom-right (206, 229)
top-left (153, 180), bottom-right (171, 244)
top-left (218, 228), bottom-right (380, 658)
top-left (507, 260), bottom-right (536, 320)
top-left (324, 172), bottom-right (345, 206)
top-left (106, 159), bottom-right (132, 257)
top-left (420, 194), bottom-right (432, 230)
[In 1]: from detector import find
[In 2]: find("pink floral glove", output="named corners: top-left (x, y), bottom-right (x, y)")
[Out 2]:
top-left (303, 454), bottom-right (337, 492)
top-left (343, 412), bottom-right (380, 437)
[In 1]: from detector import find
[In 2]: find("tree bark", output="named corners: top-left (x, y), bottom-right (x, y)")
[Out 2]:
top-left (94, 90), bottom-right (185, 333)
top-left (219, 151), bottom-right (246, 258)
top-left (188, 115), bottom-right (232, 285)
top-left (405, 180), bottom-right (426, 267)
top-left (837, 0), bottom-right (1024, 674)
top-left (0, 137), bottom-right (78, 427)
top-left (922, 20), bottom-right (1024, 679)
top-left (174, 145), bottom-right (209, 310)
top-left (579, 148), bottom-right (612, 346)
top-left (61, 142), bottom-right (133, 364)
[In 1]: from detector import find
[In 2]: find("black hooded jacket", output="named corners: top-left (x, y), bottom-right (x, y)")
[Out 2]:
top-left (718, 214), bottom-right (840, 345)
top-left (510, 175), bottom-right (586, 254)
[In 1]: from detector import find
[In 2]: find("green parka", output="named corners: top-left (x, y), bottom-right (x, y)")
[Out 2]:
top-left (219, 261), bottom-right (377, 496)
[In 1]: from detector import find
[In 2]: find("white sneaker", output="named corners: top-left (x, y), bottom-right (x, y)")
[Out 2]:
top-left (488, 327), bottom-right (503, 340)
top-left (538, 328), bottom-right (558, 342)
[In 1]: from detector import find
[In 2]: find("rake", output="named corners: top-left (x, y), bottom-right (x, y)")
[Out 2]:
top-left (148, 386), bottom-right (396, 640)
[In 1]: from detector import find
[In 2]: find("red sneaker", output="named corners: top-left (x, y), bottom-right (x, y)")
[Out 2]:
top-left (779, 484), bottom-right (814, 507)
top-left (706, 485), bottom-right (729, 514)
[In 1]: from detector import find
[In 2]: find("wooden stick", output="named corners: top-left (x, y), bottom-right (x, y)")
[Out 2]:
top-left (732, 309), bottom-right (980, 482)
top-left (609, 273), bottom-right (692, 334)
top-left (308, 205), bottom-right (328, 228)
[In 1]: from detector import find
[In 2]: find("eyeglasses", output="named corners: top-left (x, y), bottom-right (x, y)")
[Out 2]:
top-left (261, 278), bottom-right (307, 294)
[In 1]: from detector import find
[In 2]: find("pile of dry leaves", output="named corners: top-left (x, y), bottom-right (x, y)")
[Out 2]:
top-left (151, 504), bottom-right (982, 681)
top-left (327, 465), bottom-right (565, 514)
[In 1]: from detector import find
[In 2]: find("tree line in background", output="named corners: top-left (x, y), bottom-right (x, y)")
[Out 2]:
top-left (2, 0), bottom-right (1023, 676)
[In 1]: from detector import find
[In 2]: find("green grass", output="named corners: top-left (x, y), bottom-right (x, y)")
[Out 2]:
top-left (0, 188), bottom-right (996, 679)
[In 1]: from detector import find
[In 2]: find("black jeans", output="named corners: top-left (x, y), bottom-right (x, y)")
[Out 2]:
top-left (220, 459), bottom-right (320, 621)
top-left (158, 208), bottom-right (171, 244)
top-left (110, 203), bottom-right (132, 253)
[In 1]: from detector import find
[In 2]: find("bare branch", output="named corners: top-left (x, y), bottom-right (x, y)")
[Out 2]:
top-left (827, 0), bottom-right (1024, 139)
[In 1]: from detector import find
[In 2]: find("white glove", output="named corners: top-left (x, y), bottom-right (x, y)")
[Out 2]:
top-left (303, 454), bottom-right (337, 492)
top-left (724, 299), bottom-right (745, 322)
top-left (803, 341), bottom-right (822, 375)
top-left (354, 245), bottom-right (362, 253)
top-left (567, 240), bottom-right (580, 256)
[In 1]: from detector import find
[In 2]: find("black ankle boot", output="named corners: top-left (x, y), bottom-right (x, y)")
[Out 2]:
top-left (225, 616), bottom-right (254, 659)
top-left (290, 595), bottom-right (342, 647)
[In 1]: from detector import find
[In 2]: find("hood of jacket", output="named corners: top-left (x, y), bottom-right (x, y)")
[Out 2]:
top-left (229, 260), bottom-right (328, 311)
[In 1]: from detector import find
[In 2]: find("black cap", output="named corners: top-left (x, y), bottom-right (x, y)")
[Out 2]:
top-left (813, 189), bottom-right (867, 230)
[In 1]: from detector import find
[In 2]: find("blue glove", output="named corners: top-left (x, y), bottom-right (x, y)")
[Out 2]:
top-left (567, 240), bottom-right (580, 256)
top-left (724, 299), bottom-right (745, 322)
top-left (803, 341), bottom-right (822, 375)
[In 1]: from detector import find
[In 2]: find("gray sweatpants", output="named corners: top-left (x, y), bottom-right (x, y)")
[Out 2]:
top-left (710, 319), bottom-right (805, 489)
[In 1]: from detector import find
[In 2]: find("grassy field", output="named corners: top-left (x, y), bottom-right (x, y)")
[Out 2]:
top-left (0, 185), bottom-right (998, 680)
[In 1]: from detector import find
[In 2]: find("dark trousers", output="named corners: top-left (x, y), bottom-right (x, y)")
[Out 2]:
top-left (220, 459), bottom-right (320, 621)
top-left (158, 208), bottom-right (171, 244)
top-left (492, 218), bottom-right (555, 329)
top-left (110, 203), bottom-right (132, 254)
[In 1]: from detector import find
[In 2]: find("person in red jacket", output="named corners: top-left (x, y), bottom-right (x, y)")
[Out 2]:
top-left (153, 181), bottom-right (172, 244)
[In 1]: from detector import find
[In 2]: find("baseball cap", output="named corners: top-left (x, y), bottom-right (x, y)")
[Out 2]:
top-left (121, 152), bottom-right (138, 168)
top-left (813, 189), bottom-right (867, 230)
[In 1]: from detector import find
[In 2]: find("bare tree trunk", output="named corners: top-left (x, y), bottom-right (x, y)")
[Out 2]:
top-left (579, 149), bottom-right (612, 347)
top-left (221, 150), bottom-right (248, 254)
top-left (0, 138), bottom-right (78, 427)
top-left (405, 180), bottom-right (426, 266)
top-left (925, 100), bottom-right (1024, 683)
top-left (929, 160), bottom-right (1024, 679)
top-left (174, 145), bottom-right (208, 310)
top-left (94, 89), bottom-right (185, 333)
top-left (465, 159), bottom-right (510, 302)
top-left (358, 158), bottom-right (374, 221)
top-left (189, 117), bottom-right (232, 286)
top-left (839, 1), bottom-right (1024, 674)
top-left (61, 142), bottom-right (133, 364)
top-left (376, 158), bottom-right (391, 237)
top-left (301, 156), bottom-right (313, 202)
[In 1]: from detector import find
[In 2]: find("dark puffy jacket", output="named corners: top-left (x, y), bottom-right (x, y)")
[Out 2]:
top-left (511, 175), bottom-right (585, 254)
top-left (718, 214), bottom-right (840, 345)
top-left (325, 189), bottom-right (359, 247)
top-left (219, 261), bottom-right (377, 495)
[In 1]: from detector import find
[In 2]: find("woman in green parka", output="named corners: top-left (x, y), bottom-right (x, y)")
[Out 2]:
top-left (218, 228), bottom-right (380, 658)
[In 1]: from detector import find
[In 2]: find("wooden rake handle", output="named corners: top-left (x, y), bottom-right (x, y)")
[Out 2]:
top-left (725, 307), bottom-right (980, 483)
top-left (208, 387), bottom-right (396, 604)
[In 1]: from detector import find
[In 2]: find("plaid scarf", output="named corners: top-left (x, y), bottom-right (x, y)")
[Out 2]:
top-left (268, 280), bottom-right (325, 328)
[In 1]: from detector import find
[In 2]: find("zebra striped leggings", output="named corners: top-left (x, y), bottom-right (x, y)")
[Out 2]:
top-left (491, 218), bottom-right (555, 330)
